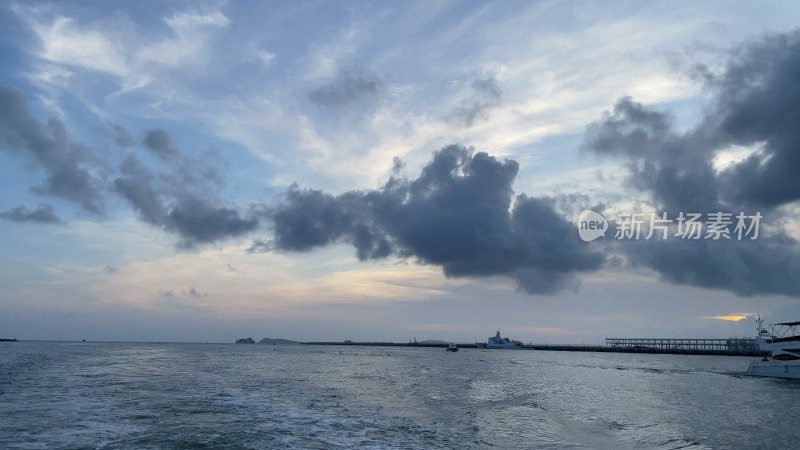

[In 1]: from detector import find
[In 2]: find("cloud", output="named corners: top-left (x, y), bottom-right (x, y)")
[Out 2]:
top-left (28, 16), bottom-right (129, 76)
top-left (0, 204), bottom-right (63, 224)
top-left (247, 239), bottom-right (272, 253)
top-left (584, 97), bottom-right (721, 213)
top-left (168, 198), bottom-right (259, 247)
top-left (113, 125), bottom-right (133, 149)
top-left (252, 47), bottom-right (276, 67)
top-left (449, 76), bottom-right (503, 127)
top-left (269, 145), bottom-right (604, 294)
top-left (707, 31), bottom-right (800, 209)
top-left (143, 129), bottom-right (180, 159)
top-left (307, 69), bottom-right (383, 107)
top-left (136, 10), bottom-right (230, 68)
top-left (114, 155), bottom-right (167, 225)
top-left (17, 5), bottom-right (232, 103)
top-left (114, 148), bottom-right (258, 248)
top-left (587, 31), bottom-right (800, 214)
top-left (0, 86), bottom-right (254, 248)
top-left (617, 235), bottom-right (800, 297)
top-left (584, 30), bottom-right (800, 297)
top-left (0, 86), bottom-right (105, 213)
top-left (162, 287), bottom-right (208, 299)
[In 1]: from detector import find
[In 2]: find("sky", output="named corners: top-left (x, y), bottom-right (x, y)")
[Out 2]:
top-left (1, 0), bottom-right (800, 343)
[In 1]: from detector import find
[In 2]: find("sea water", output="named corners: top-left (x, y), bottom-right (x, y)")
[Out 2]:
top-left (1, 342), bottom-right (798, 448)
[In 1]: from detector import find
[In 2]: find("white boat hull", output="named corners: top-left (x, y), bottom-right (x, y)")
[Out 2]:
top-left (747, 360), bottom-right (800, 379)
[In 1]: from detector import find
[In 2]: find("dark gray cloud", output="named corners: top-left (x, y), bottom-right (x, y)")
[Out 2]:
top-left (584, 97), bottom-right (720, 213)
top-left (307, 69), bottom-right (382, 107)
top-left (0, 86), bottom-right (105, 213)
top-left (391, 156), bottom-right (405, 173)
top-left (168, 198), bottom-right (258, 247)
top-left (113, 125), bottom-right (133, 149)
top-left (584, 30), bottom-right (800, 297)
top-left (143, 129), bottom-right (181, 160)
top-left (162, 287), bottom-right (207, 299)
top-left (0, 87), bottom-right (255, 248)
top-left (247, 239), bottom-right (272, 253)
top-left (587, 31), bottom-right (800, 214)
top-left (450, 76), bottom-right (503, 127)
top-left (620, 236), bottom-right (800, 297)
top-left (114, 156), bottom-right (167, 225)
top-left (0, 204), bottom-right (62, 224)
top-left (271, 186), bottom-right (383, 258)
top-left (708, 31), bottom-right (800, 209)
top-left (114, 131), bottom-right (257, 248)
top-left (269, 145), bottom-right (604, 294)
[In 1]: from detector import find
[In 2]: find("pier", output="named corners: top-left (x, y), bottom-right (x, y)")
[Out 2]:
top-left (303, 337), bottom-right (767, 356)
top-left (605, 337), bottom-right (760, 353)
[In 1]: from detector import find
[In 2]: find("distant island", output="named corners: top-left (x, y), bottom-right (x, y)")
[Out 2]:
top-left (234, 337), bottom-right (299, 345)
top-left (258, 338), bottom-right (299, 345)
top-left (0, 338), bottom-right (18, 342)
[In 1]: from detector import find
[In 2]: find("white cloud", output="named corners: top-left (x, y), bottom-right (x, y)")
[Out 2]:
top-left (253, 47), bottom-right (276, 67)
top-left (712, 143), bottom-right (763, 173)
top-left (165, 10), bottom-right (230, 30)
top-left (136, 10), bottom-right (231, 68)
top-left (15, 4), bottom-right (233, 115)
top-left (9, 2), bottom-right (720, 195)
top-left (29, 15), bottom-right (129, 76)
top-left (302, 21), bottom-right (370, 81)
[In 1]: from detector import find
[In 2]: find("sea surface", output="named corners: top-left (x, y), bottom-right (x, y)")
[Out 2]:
top-left (1, 342), bottom-right (799, 449)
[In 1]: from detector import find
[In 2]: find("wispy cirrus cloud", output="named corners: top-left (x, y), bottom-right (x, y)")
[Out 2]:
top-left (0, 204), bottom-right (63, 224)
top-left (14, 3), bottom-right (234, 104)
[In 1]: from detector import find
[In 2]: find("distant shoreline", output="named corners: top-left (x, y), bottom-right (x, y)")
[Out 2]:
top-left (2, 339), bottom-right (768, 357)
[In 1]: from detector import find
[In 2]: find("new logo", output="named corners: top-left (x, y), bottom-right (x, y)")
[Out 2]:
top-left (577, 210), bottom-right (608, 242)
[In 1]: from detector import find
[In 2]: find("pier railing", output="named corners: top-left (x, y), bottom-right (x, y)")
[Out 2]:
top-left (605, 337), bottom-right (759, 352)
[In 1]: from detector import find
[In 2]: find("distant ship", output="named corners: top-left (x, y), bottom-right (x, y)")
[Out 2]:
top-left (746, 316), bottom-right (800, 379)
top-left (479, 330), bottom-right (524, 349)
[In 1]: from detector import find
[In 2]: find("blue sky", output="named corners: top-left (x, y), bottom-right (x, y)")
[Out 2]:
top-left (1, 1), bottom-right (800, 343)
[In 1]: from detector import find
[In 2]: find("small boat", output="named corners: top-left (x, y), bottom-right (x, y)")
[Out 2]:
top-left (446, 343), bottom-right (459, 352)
top-left (746, 315), bottom-right (800, 379)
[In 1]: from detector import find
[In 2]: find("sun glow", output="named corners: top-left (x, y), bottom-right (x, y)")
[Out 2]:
top-left (711, 315), bottom-right (749, 322)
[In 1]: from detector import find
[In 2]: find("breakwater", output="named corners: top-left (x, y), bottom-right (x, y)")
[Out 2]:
top-left (301, 341), bottom-right (767, 357)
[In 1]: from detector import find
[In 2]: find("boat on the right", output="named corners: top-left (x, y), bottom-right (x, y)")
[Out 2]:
top-left (746, 315), bottom-right (800, 379)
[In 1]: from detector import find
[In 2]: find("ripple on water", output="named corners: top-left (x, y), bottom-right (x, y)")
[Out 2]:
top-left (0, 343), bottom-right (798, 448)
